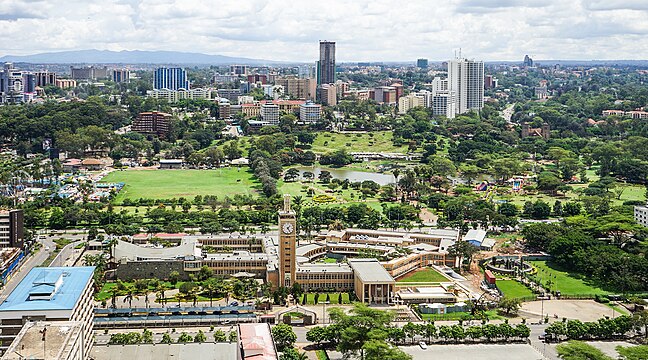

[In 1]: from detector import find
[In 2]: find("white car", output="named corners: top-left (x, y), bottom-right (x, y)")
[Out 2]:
top-left (419, 341), bottom-right (428, 350)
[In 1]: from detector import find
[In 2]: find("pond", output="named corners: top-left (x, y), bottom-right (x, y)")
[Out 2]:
top-left (293, 166), bottom-right (395, 186)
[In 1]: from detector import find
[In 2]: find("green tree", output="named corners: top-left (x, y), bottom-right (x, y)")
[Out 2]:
top-left (194, 330), bottom-right (207, 343)
top-left (448, 240), bottom-right (478, 272)
top-left (214, 329), bottom-right (227, 342)
top-left (498, 297), bottom-right (522, 315)
top-left (556, 341), bottom-right (614, 360)
top-left (177, 332), bottom-right (193, 343)
top-left (161, 332), bottom-right (173, 344)
top-left (362, 340), bottom-right (412, 360)
top-left (279, 348), bottom-right (308, 360)
top-left (272, 324), bottom-right (297, 351)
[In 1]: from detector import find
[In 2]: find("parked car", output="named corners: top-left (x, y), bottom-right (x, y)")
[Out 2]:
top-left (419, 341), bottom-right (427, 350)
top-left (230, 301), bottom-right (239, 306)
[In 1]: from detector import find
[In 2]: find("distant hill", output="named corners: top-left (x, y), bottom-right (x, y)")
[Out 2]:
top-left (0, 49), bottom-right (285, 65)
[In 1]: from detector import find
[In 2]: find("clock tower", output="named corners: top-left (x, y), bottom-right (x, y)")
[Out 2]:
top-left (278, 194), bottom-right (297, 287)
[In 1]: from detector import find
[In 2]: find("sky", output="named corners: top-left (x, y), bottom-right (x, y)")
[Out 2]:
top-left (1, 0), bottom-right (647, 62)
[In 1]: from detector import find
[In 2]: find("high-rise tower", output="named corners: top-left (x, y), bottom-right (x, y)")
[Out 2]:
top-left (278, 194), bottom-right (297, 287)
top-left (318, 41), bottom-right (336, 85)
top-left (153, 67), bottom-right (189, 90)
top-left (447, 58), bottom-right (484, 116)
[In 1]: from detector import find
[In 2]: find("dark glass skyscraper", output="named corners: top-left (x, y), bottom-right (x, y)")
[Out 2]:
top-left (318, 41), bottom-right (336, 85)
top-left (153, 67), bottom-right (189, 90)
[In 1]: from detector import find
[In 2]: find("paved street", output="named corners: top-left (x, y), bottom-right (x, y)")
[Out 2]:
top-left (0, 236), bottom-right (54, 304)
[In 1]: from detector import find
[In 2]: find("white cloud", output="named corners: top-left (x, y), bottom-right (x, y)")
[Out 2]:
top-left (0, 0), bottom-right (646, 61)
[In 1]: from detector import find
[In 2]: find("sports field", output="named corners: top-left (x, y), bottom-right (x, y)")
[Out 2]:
top-left (101, 168), bottom-right (260, 201)
top-left (530, 261), bottom-right (609, 296)
top-left (496, 279), bottom-right (534, 299)
top-left (396, 268), bottom-right (448, 283)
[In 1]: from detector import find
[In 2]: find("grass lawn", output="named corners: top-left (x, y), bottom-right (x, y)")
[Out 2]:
top-left (301, 293), bottom-right (351, 305)
top-left (396, 268), bottom-right (448, 283)
top-left (496, 279), bottom-right (535, 299)
top-left (316, 350), bottom-right (329, 360)
top-left (310, 131), bottom-right (409, 154)
top-left (530, 261), bottom-right (609, 296)
top-left (101, 168), bottom-right (260, 201)
top-left (419, 310), bottom-right (503, 321)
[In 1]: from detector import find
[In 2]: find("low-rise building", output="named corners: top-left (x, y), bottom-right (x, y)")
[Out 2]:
top-left (0, 267), bottom-right (95, 356)
top-left (299, 102), bottom-right (321, 123)
top-left (1, 321), bottom-right (86, 360)
top-left (260, 103), bottom-right (280, 125)
top-left (159, 159), bottom-right (183, 169)
top-left (635, 204), bottom-right (648, 227)
top-left (238, 323), bottom-right (278, 360)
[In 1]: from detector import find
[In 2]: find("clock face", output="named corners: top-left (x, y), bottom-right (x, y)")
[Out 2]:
top-left (282, 222), bottom-right (294, 234)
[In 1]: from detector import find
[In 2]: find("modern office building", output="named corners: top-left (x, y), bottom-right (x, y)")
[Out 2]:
top-left (319, 83), bottom-right (337, 106)
top-left (247, 74), bottom-right (268, 84)
top-left (484, 74), bottom-right (498, 89)
top-left (56, 79), bottom-right (77, 89)
top-left (417, 58), bottom-right (429, 68)
top-left (447, 58), bottom-right (484, 116)
top-left (35, 71), bottom-right (57, 87)
top-left (147, 88), bottom-right (212, 103)
top-left (230, 65), bottom-right (248, 76)
top-left (153, 67), bottom-right (189, 90)
top-left (523, 54), bottom-right (534, 67)
top-left (317, 41), bottom-right (336, 85)
top-left (131, 111), bottom-right (172, 138)
top-left (0, 210), bottom-right (23, 249)
top-left (260, 103), bottom-right (280, 125)
top-left (0, 267), bottom-right (95, 357)
top-left (275, 78), bottom-right (315, 100)
top-left (0, 64), bottom-right (25, 104)
top-left (373, 86), bottom-right (397, 105)
top-left (112, 69), bottom-right (130, 83)
top-left (299, 102), bottom-right (322, 123)
top-left (217, 89), bottom-right (242, 103)
top-left (70, 66), bottom-right (108, 80)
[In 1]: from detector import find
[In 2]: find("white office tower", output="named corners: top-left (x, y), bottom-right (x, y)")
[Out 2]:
top-left (447, 58), bottom-right (484, 116)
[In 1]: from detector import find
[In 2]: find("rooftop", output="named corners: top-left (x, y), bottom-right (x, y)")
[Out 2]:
top-left (0, 267), bottom-right (94, 312)
top-left (113, 239), bottom-right (200, 262)
top-left (238, 323), bottom-right (278, 360)
top-left (348, 259), bottom-right (395, 284)
top-left (91, 343), bottom-right (237, 360)
top-left (2, 321), bottom-right (83, 360)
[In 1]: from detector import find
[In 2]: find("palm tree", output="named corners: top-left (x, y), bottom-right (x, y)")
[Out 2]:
top-left (328, 219), bottom-right (344, 231)
top-left (123, 286), bottom-right (139, 308)
top-left (189, 286), bottom-right (200, 307)
top-left (203, 278), bottom-right (220, 307)
top-left (392, 168), bottom-right (401, 196)
top-left (156, 283), bottom-right (167, 305)
top-left (109, 287), bottom-right (118, 309)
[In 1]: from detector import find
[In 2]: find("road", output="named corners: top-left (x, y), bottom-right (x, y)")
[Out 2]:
top-left (0, 232), bottom-right (86, 304)
top-left (501, 103), bottom-right (515, 123)
top-left (0, 236), bottom-right (55, 304)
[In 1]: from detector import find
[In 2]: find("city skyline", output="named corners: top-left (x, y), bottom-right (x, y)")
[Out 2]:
top-left (0, 0), bottom-right (647, 62)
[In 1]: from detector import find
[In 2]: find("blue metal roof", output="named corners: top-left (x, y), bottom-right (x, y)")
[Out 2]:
top-left (0, 267), bottom-right (95, 312)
